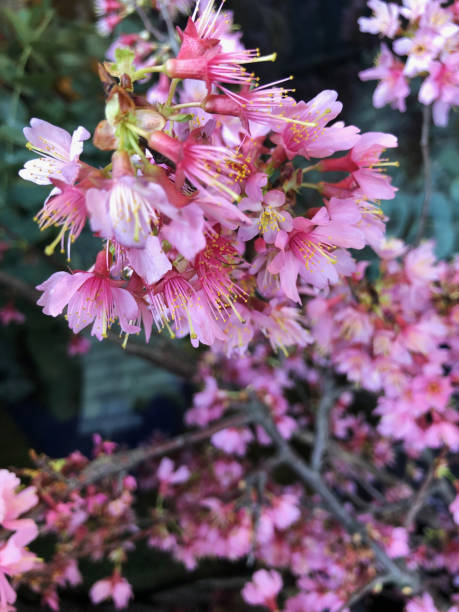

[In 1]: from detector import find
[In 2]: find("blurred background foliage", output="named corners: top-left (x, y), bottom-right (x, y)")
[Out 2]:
top-left (0, 0), bottom-right (458, 460)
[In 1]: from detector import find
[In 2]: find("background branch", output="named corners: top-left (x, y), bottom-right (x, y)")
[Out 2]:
top-left (158, 0), bottom-right (180, 55)
top-left (134, 1), bottom-right (165, 40)
top-left (404, 456), bottom-right (438, 530)
top-left (107, 332), bottom-right (198, 379)
top-left (0, 269), bottom-right (40, 303)
top-left (415, 104), bottom-right (432, 245)
top-left (311, 380), bottom-right (334, 472)
top-left (72, 412), bottom-right (252, 487)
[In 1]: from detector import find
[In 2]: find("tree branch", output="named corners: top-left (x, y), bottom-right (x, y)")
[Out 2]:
top-left (72, 412), bottom-right (253, 487)
top-left (107, 332), bottom-right (198, 379)
top-left (250, 401), bottom-right (421, 593)
top-left (295, 430), bottom-right (401, 488)
top-left (0, 270), bottom-right (40, 303)
top-left (415, 104), bottom-right (432, 245)
top-left (404, 456), bottom-right (438, 530)
top-left (311, 381), bottom-right (335, 472)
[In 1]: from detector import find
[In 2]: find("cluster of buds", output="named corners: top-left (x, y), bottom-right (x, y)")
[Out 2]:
top-left (358, 0), bottom-right (459, 125)
top-left (21, 1), bottom-right (400, 354)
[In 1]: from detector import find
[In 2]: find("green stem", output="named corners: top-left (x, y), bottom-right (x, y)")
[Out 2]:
top-left (302, 163), bottom-right (320, 174)
top-left (169, 101), bottom-right (202, 110)
top-left (136, 64), bottom-right (166, 77)
top-left (165, 78), bottom-right (180, 108)
top-left (300, 182), bottom-right (320, 191)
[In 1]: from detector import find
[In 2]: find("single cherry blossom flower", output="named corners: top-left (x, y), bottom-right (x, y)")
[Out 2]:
top-left (90, 572), bottom-right (133, 610)
top-left (242, 569), bottom-right (282, 611)
top-left (19, 118), bottom-right (90, 185)
top-left (157, 458), bottom-right (191, 496)
top-left (358, 1), bottom-right (400, 38)
top-left (419, 53), bottom-right (459, 126)
top-left (359, 43), bottom-right (410, 112)
top-left (394, 29), bottom-right (443, 78)
top-left (36, 252), bottom-right (139, 341)
top-left (271, 90), bottom-right (360, 160)
top-left (239, 189), bottom-right (292, 244)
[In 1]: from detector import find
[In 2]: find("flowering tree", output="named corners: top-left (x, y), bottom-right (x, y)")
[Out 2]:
top-left (0, 0), bottom-right (458, 611)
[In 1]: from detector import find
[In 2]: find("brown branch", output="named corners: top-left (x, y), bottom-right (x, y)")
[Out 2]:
top-left (0, 269), bottom-right (40, 303)
top-left (250, 401), bottom-right (421, 593)
top-left (73, 412), bottom-right (253, 487)
top-left (107, 332), bottom-right (198, 379)
top-left (415, 104), bottom-right (432, 245)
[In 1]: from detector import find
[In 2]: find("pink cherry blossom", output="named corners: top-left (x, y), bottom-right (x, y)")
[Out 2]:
top-left (271, 90), bottom-right (360, 160)
top-left (406, 592), bottom-right (439, 612)
top-left (242, 569), bottom-right (282, 610)
top-left (165, 46), bottom-right (272, 88)
top-left (19, 118), bottom-right (90, 185)
top-left (148, 130), bottom-right (246, 201)
top-left (394, 29), bottom-right (443, 77)
top-left (36, 252), bottom-right (139, 341)
top-left (358, 1), bottom-right (400, 38)
top-left (157, 458), bottom-right (190, 496)
top-left (419, 53), bottom-right (459, 126)
top-left (359, 43), bottom-right (410, 112)
top-left (211, 427), bottom-right (254, 456)
top-left (239, 189), bottom-right (292, 244)
top-left (90, 573), bottom-right (133, 609)
top-left (67, 334), bottom-right (91, 356)
top-left (0, 470), bottom-right (38, 538)
top-left (0, 303), bottom-right (25, 326)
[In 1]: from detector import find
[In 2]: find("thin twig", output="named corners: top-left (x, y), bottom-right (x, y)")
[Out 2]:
top-left (134, 1), bottom-right (165, 41)
top-left (158, 0), bottom-right (180, 55)
top-left (404, 457), bottom-right (438, 530)
top-left (415, 104), bottom-right (432, 245)
top-left (311, 380), bottom-right (334, 472)
top-left (73, 412), bottom-right (253, 487)
top-left (295, 430), bottom-right (401, 488)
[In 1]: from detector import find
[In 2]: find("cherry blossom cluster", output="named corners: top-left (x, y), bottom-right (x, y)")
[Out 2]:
top-left (13, 306), bottom-right (459, 610)
top-left (306, 240), bottom-right (459, 454)
top-left (358, 0), bottom-right (459, 125)
top-left (0, 470), bottom-right (39, 611)
top-left (20, 1), bottom-right (399, 353)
